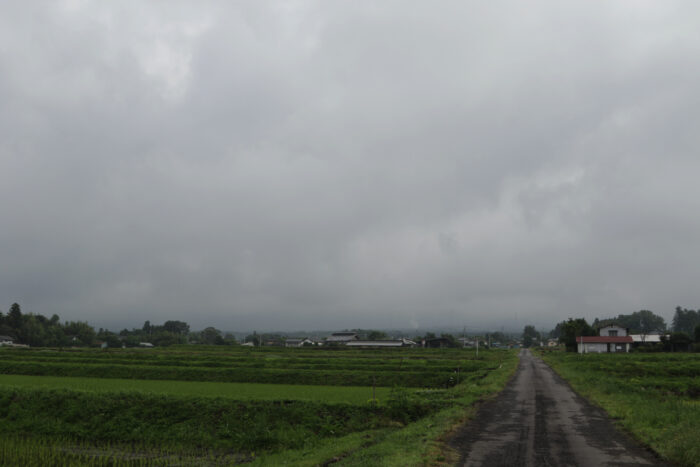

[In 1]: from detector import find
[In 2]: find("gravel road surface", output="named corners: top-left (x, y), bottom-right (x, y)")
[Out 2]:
top-left (450, 349), bottom-right (665, 466)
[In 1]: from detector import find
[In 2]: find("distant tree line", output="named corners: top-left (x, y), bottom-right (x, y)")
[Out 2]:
top-left (0, 303), bottom-right (238, 348)
top-left (0, 303), bottom-right (97, 347)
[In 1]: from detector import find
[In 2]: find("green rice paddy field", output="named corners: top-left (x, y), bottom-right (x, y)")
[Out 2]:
top-left (0, 345), bottom-right (518, 466)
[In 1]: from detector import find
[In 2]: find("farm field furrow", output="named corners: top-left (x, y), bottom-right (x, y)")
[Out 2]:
top-left (0, 374), bottom-right (392, 403)
top-left (0, 347), bottom-right (490, 387)
top-left (0, 346), bottom-right (519, 466)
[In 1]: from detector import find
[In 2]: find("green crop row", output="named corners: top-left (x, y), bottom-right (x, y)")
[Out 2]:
top-left (1, 346), bottom-right (482, 362)
top-left (0, 352), bottom-right (479, 372)
top-left (0, 436), bottom-right (245, 467)
top-left (0, 385), bottom-right (446, 455)
top-left (0, 346), bottom-right (487, 362)
top-left (0, 360), bottom-right (486, 388)
top-left (0, 374), bottom-right (395, 404)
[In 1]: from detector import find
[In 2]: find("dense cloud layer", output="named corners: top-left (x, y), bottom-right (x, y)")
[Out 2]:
top-left (2, 1), bottom-right (699, 332)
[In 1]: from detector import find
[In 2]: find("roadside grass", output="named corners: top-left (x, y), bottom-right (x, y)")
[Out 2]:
top-left (0, 374), bottom-right (392, 404)
top-left (540, 351), bottom-right (700, 467)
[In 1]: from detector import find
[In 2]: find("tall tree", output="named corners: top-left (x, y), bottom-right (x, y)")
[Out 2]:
top-left (163, 320), bottom-right (190, 335)
top-left (557, 318), bottom-right (596, 352)
top-left (201, 327), bottom-right (223, 345)
top-left (8, 303), bottom-right (22, 329)
top-left (615, 310), bottom-right (666, 335)
top-left (522, 325), bottom-right (539, 348)
top-left (672, 307), bottom-right (700, 335)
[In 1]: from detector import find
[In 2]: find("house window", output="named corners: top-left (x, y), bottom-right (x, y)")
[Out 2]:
top-left (608, 330), bottom-right (618, 336)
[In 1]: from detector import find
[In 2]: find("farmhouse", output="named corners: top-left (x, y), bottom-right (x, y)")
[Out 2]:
top-left (577, 324), bottom-right (632, 353)
top-left (325, 332), bottom-right (359, 344)
top-left (345, 338), bottom-right (417, 348)
top-left (0, 335), bottom-right (14, 346)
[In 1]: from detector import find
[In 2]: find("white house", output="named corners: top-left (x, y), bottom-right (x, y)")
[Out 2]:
top-left (0, 335), bottom-right (13, 346)
top-left (577, 325), bottom-right (632, 353)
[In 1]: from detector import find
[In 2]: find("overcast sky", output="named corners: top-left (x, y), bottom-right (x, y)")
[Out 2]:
top-left (1, 1), bottom-right (699, 332)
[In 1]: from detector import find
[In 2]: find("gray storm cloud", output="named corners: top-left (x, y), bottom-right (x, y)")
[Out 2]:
top-left (1, 1), bottom-right (699, 331)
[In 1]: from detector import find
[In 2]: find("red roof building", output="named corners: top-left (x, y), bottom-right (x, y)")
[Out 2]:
top-left (577, 326), bottom-right (633, 354)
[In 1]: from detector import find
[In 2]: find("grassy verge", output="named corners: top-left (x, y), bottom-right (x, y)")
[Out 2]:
top-left (539, 350), bottom-right (700, 467)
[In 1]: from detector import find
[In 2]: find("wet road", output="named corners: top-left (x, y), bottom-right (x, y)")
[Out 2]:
top-left (450, 349), bottom-right (664, 467)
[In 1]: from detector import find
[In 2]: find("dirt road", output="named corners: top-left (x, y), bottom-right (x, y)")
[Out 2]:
top-left (450, 349), bottom-right (665, 466)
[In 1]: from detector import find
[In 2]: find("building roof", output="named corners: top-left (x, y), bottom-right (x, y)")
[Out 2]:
top-left (346, 340), bottom-right (405, 347)
top-left (326, 332), bottom-right (359, 342)
top-left (0, 335), bottom-right (13, 341)
top-left (346, 338), bottom-right (417, 347)
top-left (578, 336), bottom-right (633, 343)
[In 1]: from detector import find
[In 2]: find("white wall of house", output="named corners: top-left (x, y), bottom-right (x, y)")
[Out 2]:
top-left (599, 325), bottom-right (627, 336)
top-left (630, 334), bottom-right (663, 343)
top-left (577, 342), bottom-right (630, 353)
top-left (578, 342), bottom-right (608, 353)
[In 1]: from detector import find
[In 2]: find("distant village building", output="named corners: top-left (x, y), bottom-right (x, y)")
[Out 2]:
top-left (345, 338), bottom-right (417, 348)
top-left (577, 325), bottom-right (632, 353)
top-left (285, 338), bottom-right (315, 347)
top-left (264, 338), bottom-right (284, 347)
top-left (457, 337), bottom-right (476, 347)
top-left (139, 342), bottom-right (154, 348)
top-left (325, 332), bottom-right (359, 344)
